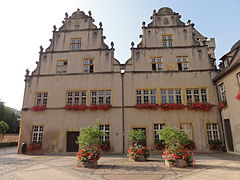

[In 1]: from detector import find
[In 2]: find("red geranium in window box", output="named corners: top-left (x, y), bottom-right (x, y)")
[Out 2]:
top-left (64, 104), bottom-right (87, 111)
top-left (236, 92), bottom-right (240, 101)
top-left (31, 105), bottom-right (46, 111)
top-left (187, 103), bottom-right (212, 111)
top-left (218, 101), bottom-right (227, 110)
top-left (28, 143), bottom-right (42, 151)
top-left (159, 103), bottom-right (185, 110)
top-left (88, 104), bottom-right (112, 111)
top-left (134, 103), bottom-right (159, 110)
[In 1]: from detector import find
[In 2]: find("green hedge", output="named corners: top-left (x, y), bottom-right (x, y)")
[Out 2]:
top-left (0, 142), bottom-right (18, 148)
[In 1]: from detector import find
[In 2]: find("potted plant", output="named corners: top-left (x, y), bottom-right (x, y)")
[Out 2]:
top-left (99, 140), bottom-right (112, 152)
top-left (76, 126), bottom-right (104, 168)
top-left (154, 139), bottom-right (166, 151)
top-left (158, 127), bottom-right (194, 168)
top-left (0, 120), bottom-right (9, 141)
top-left (127, 129), bottom-right (150, 161)
top-left (208, 140), bottom-right (225, 151)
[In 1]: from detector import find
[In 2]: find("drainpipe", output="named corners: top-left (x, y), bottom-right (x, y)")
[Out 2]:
top-left (121, 67), bottom-right (125, 154)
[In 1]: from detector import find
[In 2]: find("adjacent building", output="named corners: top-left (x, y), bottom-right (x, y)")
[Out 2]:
top-left (18, 7), bottom-right (223, 154)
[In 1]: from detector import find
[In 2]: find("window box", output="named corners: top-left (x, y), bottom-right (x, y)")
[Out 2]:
top-left (218, 101), bottom-right (227, 110)
top-left (88, 104), bottom-right (112, 111)
top-left (134, 103), bottom-right (159, 110)
top-left (28, 143), bottom-right (42, 151)
top-left (236, 92), bottom-right (240, 101)
top-left (187, 103), bottom-right (212, 111)
top-left (64, 104), bottom-right (87, 111)
top-left (31, 105), bottom-right (46, 111)
top-left (159, 103), bottom-right (185, 110)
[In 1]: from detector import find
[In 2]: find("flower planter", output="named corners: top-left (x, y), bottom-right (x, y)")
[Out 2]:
top-left (129, 155), bottom-right (146, 162)
top-left (165, 160), bottom-right (174, 167)
top-left (175, 159), bottom-right (188, 168)
top-left (77, 159), bottom-right (98, 168)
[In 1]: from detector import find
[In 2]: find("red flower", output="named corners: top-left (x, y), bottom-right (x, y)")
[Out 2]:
top-left (64, 104), bottom-right (87, 111)
top-left (88, 104), bottom-right (112, 111)
top-left (159, 103), bottom-right (185, 110)
top-left (134, 103), bottom-right (159, 110)
top-left (187, 103), bottom-right (212, 111)
top-left (236, 92), bottom-right (240, 101)
top-left (218, 101), bottom-right (227, 110)
top-left (31, 105), bottom-right (46, 111)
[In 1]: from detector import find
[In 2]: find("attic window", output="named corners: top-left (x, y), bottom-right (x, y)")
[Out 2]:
top-left (57, 60), bottom-right (68, 74)
top-left (177, 56), bottom-right (189, 71)
top-left (162, 35), bottom-right (173, 47)
top-left (83, 59), bottom-right (94, 73)
top-left (71, 38), bottom-right (81, 50)
top-left (151, 57), bottom-right (163, 71)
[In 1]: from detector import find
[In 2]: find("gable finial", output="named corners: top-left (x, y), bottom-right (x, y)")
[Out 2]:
top-left (110, 42), bottom-right (114, 49)
top-left (99, 22), bottom-right (103, 28)
top-left (65, 12), bottom-right (68, 19)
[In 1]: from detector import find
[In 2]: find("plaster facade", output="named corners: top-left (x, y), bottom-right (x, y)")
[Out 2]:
top-left (18, 7), bottom-right (222, 154)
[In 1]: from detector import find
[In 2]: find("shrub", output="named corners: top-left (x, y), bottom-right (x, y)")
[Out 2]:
top-left (0, 142), bottom-right (18, 148)
top-left (128, 129), bottom-right (146, 145)
top-left (154, 139), bottom-right (166, 150)
top-left (0, 120), bottom-right (9, 134)
top-left (208, 140), bottom-right (225, 151)
top-left (183, 140), bottom-right (196, 150)
top-left (127, 145), bottom-right (150, 161)
top-left (99, 140), bottom-right (112, 152)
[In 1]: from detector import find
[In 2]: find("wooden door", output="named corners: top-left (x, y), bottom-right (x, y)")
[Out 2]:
top-left (67, 131), bottom-right (79, 152)
top-left (224, 119), bottom-right (234, 152)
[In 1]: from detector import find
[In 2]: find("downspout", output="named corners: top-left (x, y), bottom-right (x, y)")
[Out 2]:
top-left (121, 68), bottom-right (125, 154)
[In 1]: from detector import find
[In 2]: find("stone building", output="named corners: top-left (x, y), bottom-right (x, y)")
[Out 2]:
top-left (18, 7), bottom-right (222, 154)
top-left (213, 40), bottom-right (240, 153)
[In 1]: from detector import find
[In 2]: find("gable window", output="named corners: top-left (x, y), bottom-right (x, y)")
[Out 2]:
top-left (162, 35), bottom-right (173, 47)
top-left (180, 123), bottom-right (193, 139)
top-left (71, 38), bottom-right (81, 50)
top-left (136, 89), bottom-right (156, 104)
top-left (83, 59), bottom-right (94, 73)
top-left (154, 124), bottom-right (165, 142)
top-left (66, 91), bottom-right (87, 105)
top-left (160, 89), bottom-right (182, 104)
top-left (56, 60), bottom-right (68, 74)
top-left (35, 92), bottom-right (48, 106)
top-left (218, 83), bottom-right (226, 102)
top-left (151, 57), bottom-right (163, 71)
top-left (91, 90), bottom-right (111, 105)
top-left (32, 125), bottom-right (43, 143)
top-left (207, 123), bottom-right (220, 141)
top-left (177, 56), bottom-right (189, 71)
top-left (99, 125), bottom-right (110, 141)
top-left (186, 88), bottom-right (208, 104)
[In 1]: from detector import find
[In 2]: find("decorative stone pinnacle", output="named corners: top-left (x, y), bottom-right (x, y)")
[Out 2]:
top-left (110, 42), bottom-right (114, 48)
top-left (49, 39), bottom-right (52, 42)
top-left (153, 9), bottom-right (156, 14)
top-left (88, 11), bottom-right (92, 17)
top-left (131, 42), bottom-right (134, 48)
top-left (99, 22), bottom-right (103, 28)
top-left (65, 12), bottom-right (68, 18)
top-left (142, 21), bottom-right (146, 27)
top-left (25, 69), bottom-right (30, 77)
top-left (40, 46), bottom-right (43, 52)
top-left (77, 8), bottom-right (80, 11)
top-left (187, 20), bottom-right (191, 25)
top-left (53, 25), bottom-right (57, 31)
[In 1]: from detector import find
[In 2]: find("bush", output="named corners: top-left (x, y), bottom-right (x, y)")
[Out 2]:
top-left (99, 140), bottom-right (112, 152)
top-left (0, 120), bottom-right (9, 134)
top-left (209, 140), bottom-right (225, 151)
top-left (0, 142), bottom-right (18, 148)
top-left (154, 139), bottom-right (166, 150)
top-left (77, 126), bottom-right (104, 148)
top-left (183, 140), bottom-right (196, 150)
top-left (128, 129), bottom-right (146, 145)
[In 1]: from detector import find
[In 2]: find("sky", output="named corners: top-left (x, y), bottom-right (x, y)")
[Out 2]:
top-left (0, 0), bottom-right (239, 110)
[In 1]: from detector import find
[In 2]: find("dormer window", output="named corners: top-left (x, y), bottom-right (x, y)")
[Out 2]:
top-left (162, 35), bottom-right (173, 47)
top-left (151, 57), bottom-right (163, 71)
top-left (177, 56), bottom-right (189, 71)
top-left (83, 59), bottom-right (94, 73)
top-left (56, 60), bottom-right (68, 74)
top-left (71, 38), bottom-right (81, 50)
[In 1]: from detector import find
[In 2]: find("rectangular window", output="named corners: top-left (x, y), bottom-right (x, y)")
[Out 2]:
top-left (32, 125), bottom-right (43, 143)
top-left (186, 88), bottom-right (208, 104)
top-left (177, 56), bottom-right (189, 71)
top-left (83, 59), bottom-right (94, 73)
top-left (136, 89), bottom-right (157, 104)
top-left (66, 91), bottom-right (87, 105)
top-left (218, 83), bottom-right (226, 102)
top-left (154, 124), bottom-right (165, 142)
top-left (91, 90), bottom-right (111, 105)
top-left (99, 125), bottom-right (110, 141)
top-left (180, 123), bottom-right (193, 139)
top-left (160, 89), bottom-right (182, 104)
top-left (207, 123), bottom-right (220, 141)
top-left (35, 92), bottom-right (48, 106)
top-left (162, 35), bottom-right (173, 47)
top-left (151, 57), bottom-right (163, 71)
top-left (71, 38), bottom-right (81, 50)
top-left (56, 60), bottom-right (68, 74)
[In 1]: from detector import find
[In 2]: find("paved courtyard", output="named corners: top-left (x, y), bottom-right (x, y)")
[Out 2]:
top-left (0, 147), bottom-right (240, 180)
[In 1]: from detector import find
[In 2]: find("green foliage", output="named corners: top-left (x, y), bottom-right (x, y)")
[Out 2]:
top-left (209, 140), bottom-right (225, 151)
top-left (0, 142), bottom-right (18, 148)
top-left (0, 120), bottom-right (9, 134)
top-left (128, 129), bottom-right (146, 145)
top-left (77, 126), bottom-right (104, 148)
top-left (158, 127), bottom-right (190, 148)
top-left (0, 101), bottom-right (19, 133)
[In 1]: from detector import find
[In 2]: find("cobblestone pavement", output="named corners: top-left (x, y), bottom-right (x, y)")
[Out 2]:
top-left (0, 148), bottom-right (240, 180)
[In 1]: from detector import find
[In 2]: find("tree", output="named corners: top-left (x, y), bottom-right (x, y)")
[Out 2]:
top-left (0, 120), bottom-right (9, 134)
top-left (128, 129), bottom-right (146, 145)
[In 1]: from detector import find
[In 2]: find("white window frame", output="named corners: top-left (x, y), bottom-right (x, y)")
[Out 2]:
top-left (99, 125), bottom-right (110, 142)
top-left (32, 125), bottom-right (44, 143)
top-left (71, 38), bottom-right (81, 50)
top-left (218, 83), bottom-right (226, 102)
top-left (177, 56), bottom-right (189, 71)
top-left (162, 35), bottom-right (173, 47)
top-left (207, 123), bottom-right (220, 141)
top-left (91, 90), bottom-right (111, 105)
top-left (186, 88), bottom-right (208, 104)
top-left (136, 89), bottom-right (157, 104)
top-left (160, 89), bottom-right (182, 104)
top-left (151, 57), bottom-right (163, 71)
top-left (154, 124), bottom-right (165, 142)
top-left (180, 123), bottom-right (193, 139)
top-left (56, 60), bottom-right (68, 74)
top-left (83, 59), bottom-right (94, 73)
top-left (36, 92), bottom-right (48, 106)
top-left (66, 91), bottom-right (87, 105)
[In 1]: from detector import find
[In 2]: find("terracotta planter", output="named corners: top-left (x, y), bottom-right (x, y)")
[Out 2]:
top-left (129, 155), bottom-right (146, 162)
top-left (77, 160), bottom-right (98, 168)
top-left (165, 160), bottom-right (175, 167)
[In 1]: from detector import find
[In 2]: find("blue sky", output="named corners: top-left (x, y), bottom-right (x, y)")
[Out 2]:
top-left (0, 0), bottom-right (239, 109)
